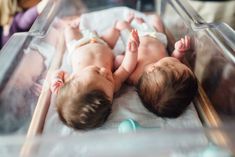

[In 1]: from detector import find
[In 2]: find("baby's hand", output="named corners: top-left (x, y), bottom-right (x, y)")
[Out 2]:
top-left (118, 29), bottom-right (139, 74)
top-left (174, 35), bottom-right (191, 53)
top-left (127, 29), bottom-right (139, 53)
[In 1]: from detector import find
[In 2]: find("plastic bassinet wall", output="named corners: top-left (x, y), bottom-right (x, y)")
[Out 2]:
top-left (0, 0), bottom-right (234, 156)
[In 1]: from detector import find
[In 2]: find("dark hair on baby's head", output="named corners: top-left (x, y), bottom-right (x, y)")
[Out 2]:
top-left (56, 81), bottom-right (112, 130)
top-left (136, 64), bottom-right (198, 118)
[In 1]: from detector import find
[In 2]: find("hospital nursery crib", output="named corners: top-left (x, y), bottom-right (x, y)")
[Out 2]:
top-left (0, 0), bottom-right (234, 156)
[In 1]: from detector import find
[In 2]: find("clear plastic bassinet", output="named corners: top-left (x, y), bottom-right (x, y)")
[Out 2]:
top-left (0, 0), bottom-right (234, 156)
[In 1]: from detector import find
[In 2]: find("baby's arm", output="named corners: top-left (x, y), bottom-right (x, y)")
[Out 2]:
top-left (171, 36), bottom-right (190, 60)
top-left (113, 29), bottom-right (139, 92)
top-left (50, 70), bottom-right (68, 94)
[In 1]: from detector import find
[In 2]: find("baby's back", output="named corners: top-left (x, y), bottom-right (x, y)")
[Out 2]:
top-left (138, 36), bottom-right (167, 61)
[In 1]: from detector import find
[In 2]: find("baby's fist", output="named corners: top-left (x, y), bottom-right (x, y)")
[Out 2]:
top-left (175, 35), bottom-right (191, 53)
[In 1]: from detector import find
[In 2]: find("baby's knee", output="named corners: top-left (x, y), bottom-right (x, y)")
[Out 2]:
top-left (115, 21), bottom-right (131, 30)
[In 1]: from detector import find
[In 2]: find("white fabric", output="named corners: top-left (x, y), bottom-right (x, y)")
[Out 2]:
top-left (44, 7), bottom-right (202, 135)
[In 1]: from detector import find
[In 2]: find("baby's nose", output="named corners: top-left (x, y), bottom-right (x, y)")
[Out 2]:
top-left (100, 68), bottom-right (108, 76)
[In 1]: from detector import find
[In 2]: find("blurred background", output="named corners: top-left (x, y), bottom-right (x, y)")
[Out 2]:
top-left (189, 0), bottom-right (235, 29)
top-left (0, 0), bottom-right (235, 49)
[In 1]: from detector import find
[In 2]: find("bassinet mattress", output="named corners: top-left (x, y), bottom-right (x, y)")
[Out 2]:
top-left (42, 7), bottom-right (202, 135)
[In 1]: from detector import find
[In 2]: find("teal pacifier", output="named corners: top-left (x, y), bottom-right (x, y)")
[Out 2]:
top-left (118, 118), bottom-right (141, 133)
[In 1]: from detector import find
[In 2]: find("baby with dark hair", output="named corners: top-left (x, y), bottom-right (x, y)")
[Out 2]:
top-left (115, 14), bottom-right (198, 118)
top-left (50, 22), bottom-right (139, 130)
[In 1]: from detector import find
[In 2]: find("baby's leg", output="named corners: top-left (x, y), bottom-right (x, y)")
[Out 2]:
top-left (150, 14), bottom-right (165, 33)
top-left (64, 24), bottom-right (83, 48)
top-left (101, 20), bottom-right (132, 49)
top-left (126, 12), bottom-right (145, 25)
top-left (101, 25), bottom-right (120, 49)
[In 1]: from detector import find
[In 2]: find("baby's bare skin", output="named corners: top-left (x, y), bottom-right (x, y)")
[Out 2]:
top-left (71, 43), bottom-right (114, 73)
top-left (115, 15), bottom-right (190, 85)
top-left (51, 24), bottom-right (139, 98)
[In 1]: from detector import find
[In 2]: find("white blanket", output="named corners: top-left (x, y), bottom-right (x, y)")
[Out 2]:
top-left (43, 7), bottom-right (202, 135)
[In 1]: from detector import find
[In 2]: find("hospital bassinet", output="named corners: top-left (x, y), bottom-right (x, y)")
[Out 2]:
top-left (0, 0), bottom-right (234, 156)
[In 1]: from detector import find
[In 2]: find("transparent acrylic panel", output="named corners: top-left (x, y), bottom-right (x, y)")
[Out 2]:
top-left (161, 0), bottom-right (235, 120)
top-left (0, 1), bottom-right (234, 156)
top-left (0, 0), bottom-right (156, 135)
top-left (1, 126), bottom-right (235, 157)
top-left (0, 15), bottom-right (65, 134)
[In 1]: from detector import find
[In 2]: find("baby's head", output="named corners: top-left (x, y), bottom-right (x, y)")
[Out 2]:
top-left (136, 57), bottom-right (198, 118)
top-left (56, 66), bottom-right (114, 130)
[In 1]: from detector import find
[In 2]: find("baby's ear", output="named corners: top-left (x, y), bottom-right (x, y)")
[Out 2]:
top-left (50, 79), bottom-right (64, 94)
top-left (50, 70), bottom-right (67, 94)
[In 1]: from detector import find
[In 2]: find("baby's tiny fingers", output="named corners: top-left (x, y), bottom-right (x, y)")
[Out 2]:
top-left (184, 37), bottom-right (188, 48)
top-left (175, 41), bottom-right (183, 49)
top-left (185, 36), bottom-right (190, 48)
top-left (187, 36), bottom-right (191, 47)
top-left (181, 38), bottom-right (185, 45)
top-left (131, 29), bottom-right (139, 39)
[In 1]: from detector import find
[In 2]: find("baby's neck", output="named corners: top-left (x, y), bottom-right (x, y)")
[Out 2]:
top-left (128, 61), bottom-right (148, 85)
top-left (73, 63), bottom-right (112, 74)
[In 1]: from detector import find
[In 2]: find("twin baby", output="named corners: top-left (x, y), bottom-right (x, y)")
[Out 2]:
top-left (50, 14), bottom-right (198, 130)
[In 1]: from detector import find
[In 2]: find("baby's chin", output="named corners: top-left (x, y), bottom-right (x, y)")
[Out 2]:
top-left (125, 77), bottom-right (134, 85)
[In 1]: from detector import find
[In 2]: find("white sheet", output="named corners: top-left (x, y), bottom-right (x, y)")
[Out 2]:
top-left (43, 7), bottom-right (202, 135)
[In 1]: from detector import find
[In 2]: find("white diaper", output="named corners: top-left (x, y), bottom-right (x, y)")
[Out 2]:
top-left (120, 19), bottom-right (168, 47)
top-left (66, 29), bottom-right (108, 64)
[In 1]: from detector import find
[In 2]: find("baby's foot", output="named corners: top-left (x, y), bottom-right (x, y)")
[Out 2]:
top-left (115, 20), bottom-right (132, 31)
top-left (64, 25), bottom-right (82, 43)
top-left (126, 12), bottom-right (145, 24)
top-left (175, 36), bottom-right (191, 53)
top-left (134, 17), bottom-right (145, 24)
top-left (127, 29), bottom-right (140, 53)
top-left (126, 11), bottom-right (135, 23)
top-left (64, 23), bottom-right (82, 47)
top-left (68, 17), bottom-right (80, 28)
